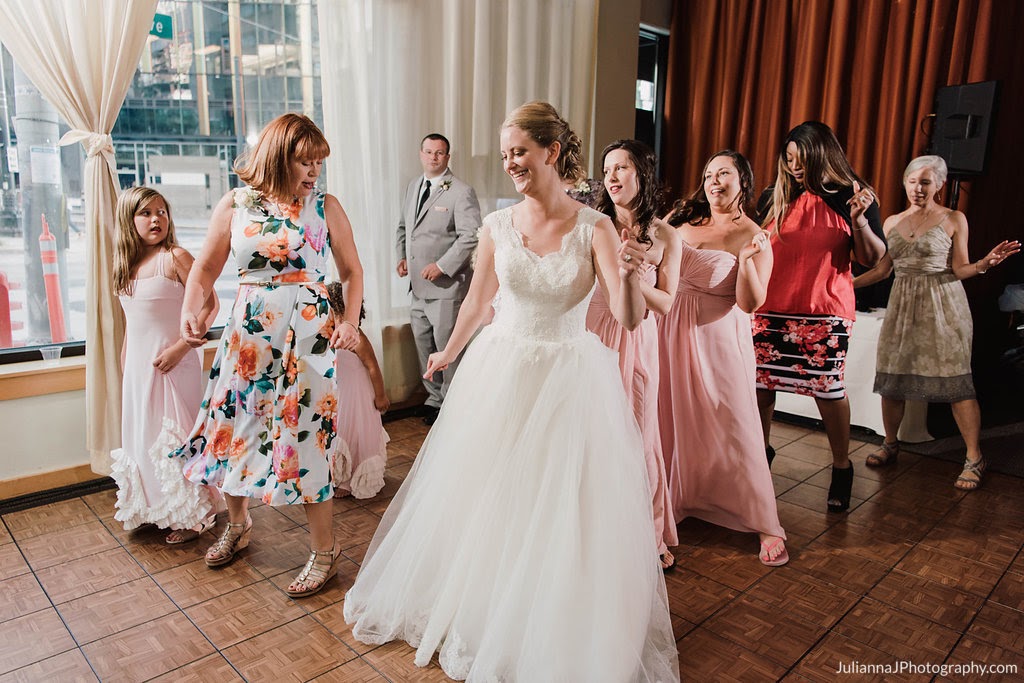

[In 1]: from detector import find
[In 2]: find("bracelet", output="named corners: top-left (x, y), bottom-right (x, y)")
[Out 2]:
top-left (976, 261), bottom-right (988, 275)
top-left (341, 319), bottom-right (359, 331)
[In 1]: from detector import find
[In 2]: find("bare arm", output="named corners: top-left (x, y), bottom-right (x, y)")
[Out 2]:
top-left (848, 182), bottom-right (887, 267)
top-left (853, 213), bottom-right (898, 288)
top-left (424, 225), bottom-right (500, 376)
top-left (638, 219), bottom-right (681, 316)
top-left (181, 192), bottom-right (234, 345)
top-left (325, 194), bottom-right (364, 351)
top-left (353, 330), bottom-right (389, 412)
top-left (948, 210), bottom-right (1021, 280)
top-left (736, 229), bottom-right (774, 313)
top-left (593, 218), bottom-right (646, 331)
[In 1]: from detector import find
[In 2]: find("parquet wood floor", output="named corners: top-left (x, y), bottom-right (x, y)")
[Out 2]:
top-left (1, 418), bottom-right (1021, 681)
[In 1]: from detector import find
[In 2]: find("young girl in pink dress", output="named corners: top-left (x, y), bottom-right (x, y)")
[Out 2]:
top-left (110, 187), bottom-right (221, 543)
top-left (326, 283), bottom-right (390, 498)
top-left (585, 139), bottom-right (680, 570)
top-left (660, 151), bottom-right (788, 566)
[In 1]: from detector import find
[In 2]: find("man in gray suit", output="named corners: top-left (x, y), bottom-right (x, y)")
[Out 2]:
top-left (396, 133), bottom-right (481, 425)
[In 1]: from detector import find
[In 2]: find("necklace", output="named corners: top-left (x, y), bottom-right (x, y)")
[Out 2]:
top-left (906, 208), bottom-right (935, 239)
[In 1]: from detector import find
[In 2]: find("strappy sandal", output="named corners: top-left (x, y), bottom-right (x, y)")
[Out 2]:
top-left (204, 516), bottom-right (252, 567)
top-left (287, 542), bottom-right (340, 598)
top-left (759, 538), bottom-right (789, 567)
top-left (865, 441), bottom-right (899, 468)
top-left (165, 514), bottom-right (217, 545)
top-left (954, 457), bottom-right (986, 491)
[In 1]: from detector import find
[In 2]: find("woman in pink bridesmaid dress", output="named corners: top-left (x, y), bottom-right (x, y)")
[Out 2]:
top-left (585, 139), bottom-right (681, 570)
top-left (659, 151), bottom-right (788, 566)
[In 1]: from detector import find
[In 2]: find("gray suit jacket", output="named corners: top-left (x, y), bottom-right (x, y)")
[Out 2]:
top-left (396, 169), bottom-right (481, 300)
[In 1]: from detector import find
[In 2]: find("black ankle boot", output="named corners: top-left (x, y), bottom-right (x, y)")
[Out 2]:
top-left (766, 445), bottom-right (776, 468)
top-left (827, 463), bottom-right (854, 513)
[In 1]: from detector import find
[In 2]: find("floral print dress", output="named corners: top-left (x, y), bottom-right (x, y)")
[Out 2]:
top-left (173, 187), bottom-right (339, 505)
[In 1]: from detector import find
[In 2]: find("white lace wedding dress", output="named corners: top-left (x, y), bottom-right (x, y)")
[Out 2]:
top-left (344, 206), bottom-right (680, 682)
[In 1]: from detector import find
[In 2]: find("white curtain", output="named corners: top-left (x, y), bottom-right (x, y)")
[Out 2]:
top-left (0, 0), bottom-right (158, 473)
top-left (317, 0), bottom-right (598, 400)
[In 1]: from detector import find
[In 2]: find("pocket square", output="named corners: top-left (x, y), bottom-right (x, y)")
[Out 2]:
top-left (433, 206), bottom-right (449, 212)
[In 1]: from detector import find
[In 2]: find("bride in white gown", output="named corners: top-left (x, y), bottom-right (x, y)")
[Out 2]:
top-left (344, 102), bottom-right (680, 682)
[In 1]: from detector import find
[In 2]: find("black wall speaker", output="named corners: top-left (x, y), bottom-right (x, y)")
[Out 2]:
top-left (927, 80), bottom-right (999, 176)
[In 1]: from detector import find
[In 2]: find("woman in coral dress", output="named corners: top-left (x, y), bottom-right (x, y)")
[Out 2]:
top-left (660, 151), bottom-right (788, 566)
top-left (173, 114), bottom-right (364, 598)
top-left (585, 139), bottom-right (680, 569)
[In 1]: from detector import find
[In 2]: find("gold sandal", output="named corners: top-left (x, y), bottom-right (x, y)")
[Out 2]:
top-left (287, 543), bottom-right (340, 598)
top-left (166, 514), bottom-right (217, 545)
top-left (204, 516), bottom-right (252, 567)
top-left (954, 457), bottom-right (985, 491)
top-left (865, 440), bottom-right (899, 467)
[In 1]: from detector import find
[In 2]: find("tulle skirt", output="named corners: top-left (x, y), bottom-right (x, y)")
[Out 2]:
top-left (344, 325), bottom-right (679, 682)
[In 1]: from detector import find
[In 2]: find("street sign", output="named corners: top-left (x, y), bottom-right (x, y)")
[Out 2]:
top-left (150, 13), bottom-right (172, 40)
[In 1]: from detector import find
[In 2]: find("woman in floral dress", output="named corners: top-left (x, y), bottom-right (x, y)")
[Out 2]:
top-left (174, 113), bottom-right (364, 597)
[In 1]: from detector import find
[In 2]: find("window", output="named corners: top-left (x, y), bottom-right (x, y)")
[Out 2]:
top-left (0, 0), bottom-right (324, 361)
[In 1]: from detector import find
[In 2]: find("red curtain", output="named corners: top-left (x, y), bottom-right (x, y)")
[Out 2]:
top-left (662, 0), bottom-right (1024, 402)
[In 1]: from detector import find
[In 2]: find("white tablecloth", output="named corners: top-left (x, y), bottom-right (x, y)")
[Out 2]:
top-left (774, 309), bottom-right (933, 442)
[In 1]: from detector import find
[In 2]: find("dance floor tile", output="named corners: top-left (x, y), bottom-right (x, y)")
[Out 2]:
top-left (938, 637), bottom-right (1024, 682)
top-left (779, 481), bottom-right (867, 515)
top-left (662, 567), bottom-right (738, 623)
top-left (342, 542), bottom-right (371, 565)
top-left (809, 522), bottom-right (914, 566)
top-left (249, 504), bottom-right (302, 534)
top-left (777, 439), bottom-right (835, 466)
top-left (267, 555), bottom-right (359, 611)
top-left (311, 657), bottom-right (388, 682)
top-left (676, 627), bottom-right (788, 680)
top-left (154, 557), bottom-right (264, 609)
top-left (16, 519), bottom-right (117, 571)
top-left (866, 570), bottom-right (983, 631)
top-left (312, 600), bottom-right (380, 655)
top-left (680, 544), bottom-right (772, 591)
top-left (967, 602), bottom-right (1024, 654)
top-left (0, 649), bottom-right (97, 683)
top-left (147, 653), bottom-right (244, 682)
top-left (0, 608), bottom-right (76, 674)
top-left (357, 496), bottom-right (390, 517)
top-left (332, 509), bottom-right (384, 551)
top-left (0, 573), bottom-right (50, 623)
top-left (0, 543), bottom-right (28, 582)
top-left (79, 489), bottom-right (117, 520)
top-left (844, 500), bottom-right (939, 543)
top-left (894, 544), bottom-right (1004, 597)
top-left (222, 615), bottom-right (357, 682)
top-left (383, 420), bottom-right (428, 442)
top-left (360, 640), bottom-right (453, 683)
top-left (772, 472), bottom-right (801, 495)
top-left (1, 498), bottom-right (97, 541)
top-left (919, 521), bottom-right (1020, 570)
top-left (774, 499), bottom-right (837, 539)
top-left (81, 612), bottom-right (214, 682)
top-left (833, 597), bottom-right (960, 661)
top-left (111, 524), bottom-right (209, 574)
top-left (792, 632), bottom-right (919, 682)
top-left (791, 545), bottom-right (890, 593)
top-left (331, 494), bottom-right (365, 515)
top-left (742, 569), bottom-right (860, 629)
top-left (806, 466), bottom-right (887, 499)
top-left (34, 546), bottom-right (146, 604)
top-left (185, 581), bottom-right (306, 649)
top-left (770, 422), bottom-right (814, 444)
top-left (244, 525), bottom-right (312, 578)
top-left (704, 594), bottom-right (828, 668)
top-left (990, 570), bottom-right (1024, 611)
top-left (865, 484), bottom-right (960, 515)
top-left (59, 576), bottom-right (177, 644)
top-left (770, 455), bottom-right (828, 482)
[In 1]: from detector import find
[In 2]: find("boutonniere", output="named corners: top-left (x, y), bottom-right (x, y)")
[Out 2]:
top-left (235, 187), bottom-right (268, 215)
top-left (439, 179), bottom-right (453, 192)
top-left (574, 178), bottom-right (592, 194)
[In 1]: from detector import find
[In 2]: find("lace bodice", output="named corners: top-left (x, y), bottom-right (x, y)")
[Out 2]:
top-left (488, 206), bottom-right (601, 342)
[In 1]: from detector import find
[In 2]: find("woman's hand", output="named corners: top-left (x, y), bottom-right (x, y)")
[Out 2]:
top-left (847, 181), bottom-right (875, 222)
top-left (978, 240), bottom-right (1021, 272)
top-left (153, 342), bottom-right (190, 373)
top-left (181, 311), bottom-right (209, 347)
top-left (739, 229), bottom-right (771, 262)
top-left (425, 350), bottom-right (453, 378)
top-left (618, 229), bottom-right (645, 279)
top-left (331, 321), bottom-right (360, 351)
top-left (373, 394), bottom-right (391, 413)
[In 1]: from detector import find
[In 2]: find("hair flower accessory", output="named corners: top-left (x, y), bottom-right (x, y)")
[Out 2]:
top-left (439, 179), bottom-right (453, 192)
top-left (574, 178), bottom-right (592, 193)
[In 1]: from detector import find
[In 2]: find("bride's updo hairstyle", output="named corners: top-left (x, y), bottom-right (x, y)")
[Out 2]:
top-left (502, 101), bottom-right (585, 184)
